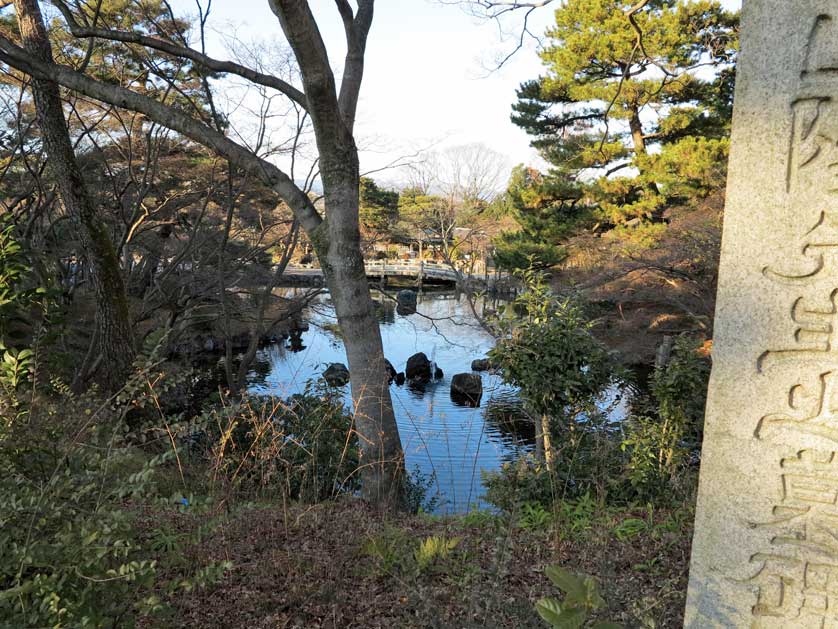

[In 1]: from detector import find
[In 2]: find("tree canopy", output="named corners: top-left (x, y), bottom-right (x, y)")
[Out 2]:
top-left (513, 0), bottom-right (738, 224)
top-left (359, 177), bottom-right (399, 233)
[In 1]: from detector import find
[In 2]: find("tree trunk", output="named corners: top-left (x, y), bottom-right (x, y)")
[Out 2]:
top-left (629, 107), bottom-right (662, 217)
top-left (628, 109), bottom-right (648, 159)
top-left (528, 402), bottom-right (552, 471)
top-left (534, 417), bottom-right (545, 464)
top-left (540, 414), bottom-right (554, 472)
top-left (315, 151), bottom-right (405, 509)
top-left (15, 0), bottom-right (135, 393)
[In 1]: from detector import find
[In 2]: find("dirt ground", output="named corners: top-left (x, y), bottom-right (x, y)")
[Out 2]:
top-left (553, 197), bottom-right (723, 366)
top-left (139, 498), bottom-right (693, 628)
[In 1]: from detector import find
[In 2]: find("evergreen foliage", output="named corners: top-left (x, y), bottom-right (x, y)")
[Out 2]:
top-left (512, 0), bottom-right (737, 224)
top-left (359, 177), bottom-right (399, 233)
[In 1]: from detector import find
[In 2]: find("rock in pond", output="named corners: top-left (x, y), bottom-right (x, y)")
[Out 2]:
top-left (323, 363), bottom-right (350, 386)
top-left (406, 352), bottom-right (432, 382)
top-left (471, 358), bottom-right (491, 372)
top-left (385, 359), bottom-right (397, 384)
top-left (450, 373), bottom-right (482, 407)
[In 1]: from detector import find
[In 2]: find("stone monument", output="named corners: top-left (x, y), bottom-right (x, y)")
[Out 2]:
top-left (686, 1), bottom-right (838, 626)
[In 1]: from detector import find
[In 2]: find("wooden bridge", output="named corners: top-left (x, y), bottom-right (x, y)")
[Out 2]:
top-left (283, 259), bottom-right (511, 290)
top-left (364, 260), bottom-right (462, 282)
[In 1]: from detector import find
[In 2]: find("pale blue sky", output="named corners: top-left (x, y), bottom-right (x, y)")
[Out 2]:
top-left (178, 0), bottom-right (743, 186)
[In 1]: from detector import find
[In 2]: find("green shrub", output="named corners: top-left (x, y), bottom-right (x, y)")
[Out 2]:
top-left (0, 349), bottom-right (232, 628)
top-left (489, 269), bottom-right (614, 426)
top-left (0, 222), bottom-right (34, 344)
top-left (0, 391), bottom-right (166, 627)
top-left (482, 456), bottom-right (556, 512)
top-left (554, 493), bottom-right (598, 541)
top-left (518, 501), bottom-right (553, 531)
top-left (489, 268), bottom-right (616, 480)
top-left (622, 336), bottom-right (710, 501)
top-left (402, 465), bottom-right (441, 514)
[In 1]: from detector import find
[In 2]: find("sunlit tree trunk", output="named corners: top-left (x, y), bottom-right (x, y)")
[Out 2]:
top-left (540, 414), bottom-right (554, 472)
top-left (314, 149), bottom-right (404, 505)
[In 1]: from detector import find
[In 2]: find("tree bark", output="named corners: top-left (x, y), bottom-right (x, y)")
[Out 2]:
top-left (629, 106), bottom-right (662, 213)
top-left (15, 0), bottom-right (135, 393)
top-left (315, 149), bottom-right (405, 507)
top-left (271, 0), bottom-right (405, 508)
top-left (540, 414), bottom-right (554, 472)
top-left (628, 108), bottom-right (648, 159)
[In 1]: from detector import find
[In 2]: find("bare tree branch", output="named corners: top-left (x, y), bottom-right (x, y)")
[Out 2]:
top-left (0, 31), bottom-right (323, 233)
top-left (47, 0), bottom-right (309, 108)
top-left (444, 0), bottom-right (557, 20)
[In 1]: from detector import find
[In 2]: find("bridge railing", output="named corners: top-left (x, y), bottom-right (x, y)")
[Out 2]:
top-left (363, 259), bottom-right (458, 278)
top-left (285, 259), bottom-right (510, 284)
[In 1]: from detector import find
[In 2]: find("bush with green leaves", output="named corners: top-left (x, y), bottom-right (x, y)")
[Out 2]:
top-left (489, 268), bottom-right (615, 446)
top-left (482, 456), bottom-right (556, 512)
top-left (402, 465), bottom-right (442, 514)
top-left (0, 222), bottom-right (34, 342)
top-left (192, 382), bottom-right (359, 502)
top-left (0, 359), bottom-right (176, 627)
top-left (0, 415), bottom-right (165, 627)
top-left (536, 565), bottom-right (621, 629)
top-left (490, 268), bottom-right (614, 397)
top-left (0, 224), bottom-right (34, 420)
top-left (622, 336), bottom-right (711, 500)
top-left (483, 424), bottom-right (629, 509)
top-left (0, 341), bottom-right (233, 628)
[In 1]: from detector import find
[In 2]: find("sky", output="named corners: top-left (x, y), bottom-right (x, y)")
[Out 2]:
top-left (182, 0), bottom-right (743, 188)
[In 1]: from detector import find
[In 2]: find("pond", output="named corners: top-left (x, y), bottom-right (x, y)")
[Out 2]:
top-left (247, 288), bottom-right (537, 513)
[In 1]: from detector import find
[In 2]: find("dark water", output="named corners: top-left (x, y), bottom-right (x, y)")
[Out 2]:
top-left (247, 289), bottom-right (537, 513)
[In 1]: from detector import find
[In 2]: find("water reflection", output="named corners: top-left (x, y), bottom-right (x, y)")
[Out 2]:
top-left (248, 289), bottom-right (534, 513)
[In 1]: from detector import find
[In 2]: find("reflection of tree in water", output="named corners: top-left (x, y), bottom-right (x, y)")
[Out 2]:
top-left (483, 365), bottom-right (652, 459)
top-left (288, 328), bottom-right (306, 352)
top-left (372, 297), bottom-right (396, 323)
top-left (247, 355), bottom-right (273, 380)
top-left (483, 393), bottom-right (535, 449)
top-left (619, 364), bottom-right (654, 416)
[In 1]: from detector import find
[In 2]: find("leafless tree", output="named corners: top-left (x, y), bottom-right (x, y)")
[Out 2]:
top-left (400, 143), bottom-right (506, 276)
top-left (440, 0), bottom-right (558, 68)
top-left (437, 142), bottom-right (508, 206)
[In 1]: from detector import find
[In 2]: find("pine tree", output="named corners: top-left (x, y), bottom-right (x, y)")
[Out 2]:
top-left (513, 0), bottom-right (737, 224)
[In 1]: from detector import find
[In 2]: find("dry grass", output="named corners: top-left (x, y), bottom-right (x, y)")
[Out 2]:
top-left (138, 498), bottom-right (692, 628)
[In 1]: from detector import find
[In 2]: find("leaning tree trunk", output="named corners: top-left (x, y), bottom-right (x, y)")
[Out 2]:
top-left (315, 150), bottom-right (405, 508)
top-left (16, 0), bottom-right (135, 392)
